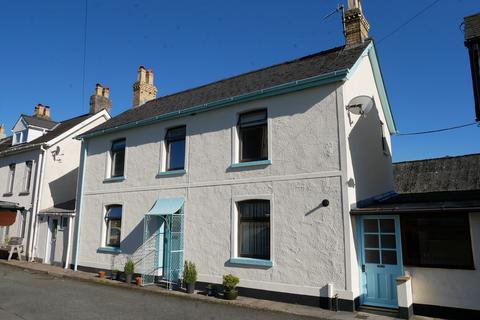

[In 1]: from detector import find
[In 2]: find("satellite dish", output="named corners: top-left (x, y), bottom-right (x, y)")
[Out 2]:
top-left (346, 95), bottom-right (375, 116)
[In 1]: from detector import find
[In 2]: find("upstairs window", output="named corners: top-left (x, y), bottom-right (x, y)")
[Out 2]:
top-left (237, 200), bottom-right (270, 260)
top-left (23, 161), bottom-right (33, 192)
top-left (6, 164), bottom-right (15, 194)
top-left (105, 205), bottom-right (122, 247)
top-left (165, 126), bottom-right (186, 171)
top-left (401, 213), bottom-right (474, 269)
top-left (14, 130), bottom-right (27, 144)
top-left (110, 139), bottom-right (126, 178)
top-left (238, 110), bottom-right (268, 162)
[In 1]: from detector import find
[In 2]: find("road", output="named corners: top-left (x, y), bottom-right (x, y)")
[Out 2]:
top-left (0, 264), bottom-right (316, 320)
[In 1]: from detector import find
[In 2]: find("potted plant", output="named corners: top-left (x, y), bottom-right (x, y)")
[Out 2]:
top-left (182, 261), bottom-right (197, 294)
top-left (135, 276), bottom-right (142, 286)
top-left (206, 283), bottom-right (217, 297)
top-left (98, 271), bottom-right (106, 279)
top-left (223, 274), bottom-right (239, 300)
top-left (111, 269), bottom-right (119, 281)
top-left (124, 259), bottom-right (135, 284)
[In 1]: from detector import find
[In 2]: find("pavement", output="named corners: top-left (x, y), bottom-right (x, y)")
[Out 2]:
top-left (0, 259), bottom-right (431, 320)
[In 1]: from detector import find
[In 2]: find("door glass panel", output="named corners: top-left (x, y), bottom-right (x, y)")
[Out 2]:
top-left (52, 220), bottom-right (58, 240)
top-left (364, 234), bottom-right (379, 248)
top-left (382, 250), bottom-right (397, 265)
top-left (380, 219), bottom-right (395, 233)
top-left (381, 235), bottom-right (396, 249)
top-left (364, 219), bottom-right (378, 232)
top-left (365, 249), bottom-right (380, 263)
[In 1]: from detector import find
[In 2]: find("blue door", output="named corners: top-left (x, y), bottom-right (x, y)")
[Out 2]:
top-left (360, 216), bottom-right (403, 309)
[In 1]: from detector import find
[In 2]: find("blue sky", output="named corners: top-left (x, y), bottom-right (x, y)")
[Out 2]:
top-left (0, 0), bottom-right (478, 162)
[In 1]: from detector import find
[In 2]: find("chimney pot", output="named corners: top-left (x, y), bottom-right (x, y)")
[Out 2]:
top-left (133, 65), bottom-right (158, 108)
top-left (34, 104), bottom-right (51, 120)
top-left (90, 83), bottom-right (112, 114)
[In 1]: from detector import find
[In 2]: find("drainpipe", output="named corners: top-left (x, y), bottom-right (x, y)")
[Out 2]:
top-left (28, 145), bottom-right (46, 261)
top-left (64, 215), bottom-right (74, 269)
top-left (73, 140), bottom-right (88, 271)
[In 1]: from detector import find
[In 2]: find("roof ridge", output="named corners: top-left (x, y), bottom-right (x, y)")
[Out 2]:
top-left (394, 153), bottom-right (480, 165)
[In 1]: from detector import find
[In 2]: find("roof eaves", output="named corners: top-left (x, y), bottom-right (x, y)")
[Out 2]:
top-left (78, 68), bottom-right (350, 140)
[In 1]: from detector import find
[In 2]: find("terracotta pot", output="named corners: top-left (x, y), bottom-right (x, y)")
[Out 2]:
top-left (98, 271), bottom-right (106, 278)
top-left (135, 276), bottom-right (142, 286)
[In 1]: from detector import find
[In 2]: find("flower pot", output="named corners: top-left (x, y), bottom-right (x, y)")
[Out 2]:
top-left (186, 282), bottom-right (195, 294)
top-left (125, 273), bottom-right (133, 284)
top-left (135, 276), bottom-right (142, 286)
top-left (224, 289), bottom-right (238, 300)
top-left (98, 271), bottom-right (106, 279)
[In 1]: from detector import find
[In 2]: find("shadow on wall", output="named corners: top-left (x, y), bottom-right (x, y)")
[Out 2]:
top-left (48, 168), bottom-right (79, 206)
top-left (348, 105), bottom-right (393, 203)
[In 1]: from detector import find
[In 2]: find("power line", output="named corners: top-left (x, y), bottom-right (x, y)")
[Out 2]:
top-left (81, 0), bottom-right (89, 113)
top-left (396, 122), bottom-right (478, 136)
top-left (377, 0), bottom-right (442, 44)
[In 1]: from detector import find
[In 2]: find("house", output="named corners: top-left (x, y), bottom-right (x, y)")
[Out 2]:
top-left (464, 12), bottom-right (480, 121)
top-left (353, 154), bottom-right (480, 318)
top-left (0, 84), bottom-right (111, 267)
top-left (73, 1), bottom-right (401, 314)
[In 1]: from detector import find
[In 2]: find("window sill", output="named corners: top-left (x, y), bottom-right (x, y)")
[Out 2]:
top-left (2, 193), bottom-right (13, 197)
top-left (19, 191), bottom-right (30, 196)
top-left (97, 247), bottom-right (122, 254)
top-left (103, 176), bottom-right (125, 183)
top-left (156, 169), bottom-right (186, 177)
top-left (230, 160), bottom-right (271, 169)
top-left (228, 257), bottom-right (273, 268)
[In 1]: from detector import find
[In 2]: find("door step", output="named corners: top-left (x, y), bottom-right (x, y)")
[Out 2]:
top-left (358, 305), bottom-right (399, 318)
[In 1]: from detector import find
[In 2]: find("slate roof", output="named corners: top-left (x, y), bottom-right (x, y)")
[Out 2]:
top-left (0, 200), bottom-right (24, 211)
top-left (0, 114), bottom-right (91, 156)
top-left (21, 115), bottom-right (58, 130)
top-left (86, 41), bottom-right (371, 136)
top-left (393, 154), bottom-right (480, 193)
top-left (38, 199), bottom-right (75, 215)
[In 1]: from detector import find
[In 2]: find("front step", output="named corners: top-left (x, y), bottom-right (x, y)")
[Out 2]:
top-left (358, 305), bottom-right (399, 318)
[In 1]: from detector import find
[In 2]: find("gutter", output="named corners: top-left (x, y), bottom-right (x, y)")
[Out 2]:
top-left (73, 140), bottom-right (88, 271)
top-left (78, 69), bottom-right (349, 140)
top-left (0, 143), bottom-right (44, 157)
top-left (350, 206), bottom-right (480, 214)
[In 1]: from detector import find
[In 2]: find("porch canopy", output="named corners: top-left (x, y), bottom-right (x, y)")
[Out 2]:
top-left (0, 201), bottom-right (24, 226)
top-left (146, 197), bottom-right (184, 216)
top-left (351, 190), bottom-right (480, 215)
top-left (38, 199), bottom-right (76, 217)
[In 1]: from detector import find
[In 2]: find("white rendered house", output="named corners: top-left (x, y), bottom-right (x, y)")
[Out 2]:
top-left (0, 85), bottom-right (111, 267)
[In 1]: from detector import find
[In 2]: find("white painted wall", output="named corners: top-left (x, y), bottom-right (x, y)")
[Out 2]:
top-left (405, 213), bottom-right (480, 311)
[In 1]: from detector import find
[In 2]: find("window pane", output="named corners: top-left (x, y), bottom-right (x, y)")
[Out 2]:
top-left (106, 206), bottom-right (122, 219)
top-left (167, 140), bottom-right (185, 170)
top-left (108, 219), bottom-right (121, 247)
top-left (238, 110), bottom-right (267, 127)
top-left (111, 147), bottom-right (125, 178)
top-left (382, 250), bottom-right (397, 265)
top-left (381, 235), bottom-right (396, 249)
top-left (165, 126), bottom-right (186, 141)
top-left (365, 249), bottom-right (380, 263)
top-left (240, 125), bottom-right (267, 162)
top-left (238, 200), bottom-right (270, 260)
top-left (364, 234), bottom-right (379, 248)
top-left (380, 219), bottom-right (395, 233)
top-left (401, 213), bottom-right (474, 269)
top-left (363, 219), bottom-right (378, 233)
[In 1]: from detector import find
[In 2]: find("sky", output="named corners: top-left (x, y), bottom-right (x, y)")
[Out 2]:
top-left (0, 0), bottom-right (478, 162)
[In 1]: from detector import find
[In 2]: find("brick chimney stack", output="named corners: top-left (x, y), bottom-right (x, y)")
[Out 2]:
top-left (89, 83), bottom-right (112, 114)
top-left (34, 104), bottom-right (51, 120)
top-left (132, 66), bottom-right (157, 108)
top-left (0, 124), bottom-right (5, 139)
top-left (344, 0), bottom-right (370, 45)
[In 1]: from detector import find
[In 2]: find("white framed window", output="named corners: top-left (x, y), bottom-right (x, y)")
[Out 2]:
top-left (109, 139), bottom-right (126, 178)
top-left (165, 126), bottom-right (186, 171)
top-left (22, 161), bottom-right (33, 192)
top-left (104, 205), bottom-right (122, 247)
top-left (5, 164), bottom-right (15, 194)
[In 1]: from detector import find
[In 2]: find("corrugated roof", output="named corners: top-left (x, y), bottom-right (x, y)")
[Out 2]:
top-left (393, 154), bottom-right (480, 194)
top-left (86, 41), bottom-right (371, 136)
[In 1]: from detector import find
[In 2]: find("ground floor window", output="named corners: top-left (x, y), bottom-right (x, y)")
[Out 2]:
top-left (237, 200), bottom-right (270, 260)
top-left (105, 205), bottom-right (122, 247)
top-left (400, 213), bottom-right (474, 269)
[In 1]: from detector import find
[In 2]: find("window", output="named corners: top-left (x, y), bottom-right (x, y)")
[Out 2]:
top-left (238, 110), bottom-right (268, 162)
top-left (6, 164), bottom-right (15, 194)
top-left (380, 122), bottom-right (389, 156)
top-left (15, 132), bottom-right (22, 144)
top-left (59, 217), bottom-right (68, 230)
top-left (105, 205), bottom-right (122, 247)
top-left (237, 200), bottom-right (270, 260)
top-left (110, 139), bottom-right (126, 178)
top-left (165, 126), bottom-right (186, 171)
top-left (401, 213), bottom-right (474, 269)
top-left (23, 161), bottom-right (32, 192)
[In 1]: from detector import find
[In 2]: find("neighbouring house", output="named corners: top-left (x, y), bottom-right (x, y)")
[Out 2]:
top-left (464, 12), bottom-right (480, 121)
top-left (0, 84), bottom-right (111, 267)
top-left (73, 0), bottom-right (401, 314)
top-left (353, 154), bottom-right (480, 318)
